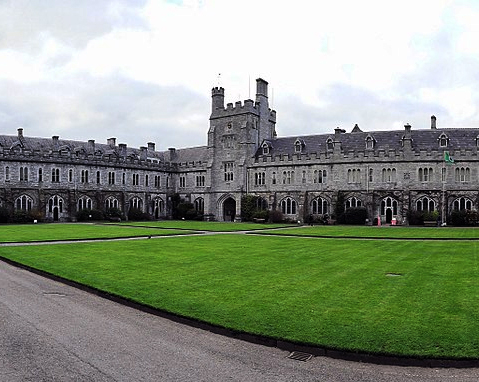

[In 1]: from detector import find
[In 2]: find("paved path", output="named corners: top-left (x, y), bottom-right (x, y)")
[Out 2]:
top-left (1, 260), bottom-right (479, 382)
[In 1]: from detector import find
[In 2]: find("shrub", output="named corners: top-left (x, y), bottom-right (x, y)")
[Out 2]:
top-left (343, 207), bottom-right (368, 225)
top-left (269, 209), bottom-right (284, 223)
top-left (0, 207), bottom-right (10, 223)
top-left (105, 208), bottom-right (125, 221)
top-left (76, 209), bottom-right (104, 222)
top-left (127, 208), bottom-right (151, 221)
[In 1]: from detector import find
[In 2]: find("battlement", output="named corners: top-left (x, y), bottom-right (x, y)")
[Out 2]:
top-left (211, 98), bottom-right (260, 118)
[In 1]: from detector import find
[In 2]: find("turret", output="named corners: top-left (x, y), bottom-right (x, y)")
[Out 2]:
top-left (211, 87), bottom-right (225, 113)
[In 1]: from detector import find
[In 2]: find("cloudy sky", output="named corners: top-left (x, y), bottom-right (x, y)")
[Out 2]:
top-left (1, 0), bottom-right (479, 150)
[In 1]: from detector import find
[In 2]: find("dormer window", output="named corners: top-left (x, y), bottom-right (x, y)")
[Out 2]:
top-left (326, 138), bottom-right (334, 151)
top-left (261, 140), bottom-right (272, 155)
top-left (438, 133), bottom-right (449, 147)
top-left (294, 139), bottom-right (304, 153)
top-left (365, 135), bottom-right (375, 150)
top-left (262, 145), bottom-right (269, 155)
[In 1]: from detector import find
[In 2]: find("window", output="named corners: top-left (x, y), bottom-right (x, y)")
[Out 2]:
top-left (313, 169), bottom-right (327, 184)
top-left (155, 175), bottom-right (161, 188)
top-left (78, 196), bottom-right (93, 211)
top-left (326, 138), bottom-right (334, 150)
top-left (194, 197), bottom-right (204, 213)
top-left (453, 197), bottom-right (473, 211)
top-left (145, 174), bottom-right (149, 187)
top-left (179, 176), bottom-right (186, 188)
top-left (130, 197), bottom-right (142, 210)
top-left (68, 169), bottom-right (73, 182)
top-left (281, 197), bottom-right (297, 215)
top-left (347, 168), bottom-right (361, 183)
top-left (196, 175), bottom-right (205, 187)
top-left (302, 170), bottom-right (306, 184)
top-left (441, 167), bottom-right (446, 182)
top-left (19, 167), bottom-right (28, 182)
top-left (455, 167), bottom-right (470, 182)
top-left (439, 133), bottom-right (448, 147)
top-left (381, 197), bottom-right (398, 215)
top-left (416, 196), bottom-right (435, 212)
top-left (311, 197), bottom-right (328, 215)
top-left (81, 170), bottom-right (89, 183)
top-left (224, 162), bottom-right (234, 182)
top-left (369, 168), bottom-right (373, 182)
top-left (282, 170), bottom-right (294, 184)
top-left (96, 171), bottom-right (101, 184)
top-left (254, 172), bottom-right (265, 186)
top-left (108, 171), bottom-right (115, 185)
top-left (48, 195), bottom-right (63, 213)
top-left (152, 197), bottom-right (164, 218)
top-left (15, 195), bottom-right (33, 211)
top-left (52, 168), bottom-right (60, 183)
top-left (272, 172), bottom-right (276, 185)
top-left (262, 145), bottom-right (269, 155)
top-left (106, 196), bottom-right (119, 210)
top-left (381, 168), bottom-right (396, 182)
top-left (38, 168), bottom-right (43, 182)
top-left (294, 140), bottom-right (303, 153)
top-left (5, 166), bottom-right (10, 181)
top-left (133, 173), bottom-right (139, 186)
top-left (122, 172), bottom-right (126, 185)
top-left (418, 167), bottom-right (433, 182)
top-left (366, 136), bottom-right (374, 149)
top-left (345, 197), bottom-right (362, 209)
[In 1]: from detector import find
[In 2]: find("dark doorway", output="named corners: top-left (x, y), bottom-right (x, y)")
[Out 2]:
top-left (53, 207), bottom-right (59, 221)
top-left (385, 208), bottom-right (392, 224)
top-left (223, 197), bottom-right (236, 222)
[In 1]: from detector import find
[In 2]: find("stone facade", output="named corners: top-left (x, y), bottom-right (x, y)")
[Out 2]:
top-left (1, 78), bottom-right (478, 223)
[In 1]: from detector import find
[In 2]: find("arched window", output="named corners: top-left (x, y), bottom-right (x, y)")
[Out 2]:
top-left (48, 195), bottom-right (64, 213)
top-left (280, 197), bottom-right (297, 215)
top-left (311, 197), bottom-right (329, 215)
top-left (194, 197), bottom-right (204, 213)
top-left (15, 195), bottom-right (33, 211)
top-left (326, 138), bottom-right (334, 151)
top-left (78, 196), bottom-right (93, 211)
top-left (455, 167), bottom-right (470, 182)
top-left (380, 197), bottom-right (398, 215)
top-left (130, 197), bottom-right (142, 210)
top-left (345, 197), bottom-right (362, 209)
top-left (106, 196), bottom-right (119, 210)
top-left (416, 196), bottom-right (436, 212)
top-left (152, 197), bottom-right (165, 219)
top-left (19, 166), bottom-right (29, 182)
top-left (452, 197), bottom-right (473, 211)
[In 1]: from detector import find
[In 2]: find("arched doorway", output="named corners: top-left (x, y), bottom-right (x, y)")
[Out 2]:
top-left (223, 197), bottom-right (236, 222)
top-left (380, 196), bottom-right (398, 224)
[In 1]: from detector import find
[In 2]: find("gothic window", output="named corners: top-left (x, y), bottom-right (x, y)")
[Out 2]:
top-left (347, 169), bottom-right (361, 183)
top-left (108, 171), bottom-right (115, 185)
top-left (369, 168), bottom-right (373, 182)
top-left (441, 167), bottom-right (446, 182)
top-left (179, 176), bottom-right (186, 188)
top-left (19, 167), bottom-right (28, 182)
top-left (254, 172), bottom-right (265, 186)
top-left (194, 197), bottom-right (204, 213)
top-left (123, 173), bottom-right (126, 185)
top-left (52, 168), bottom-right (60, 183)
top-left (418, 167), bottom-right (433, 182)
top-left (68, 169), bottom-right (73, 182)
top-left (345, 197), bottom-right (362, 209)
top-left (133, 173), bottom-right (139, 186)
top-left (15, 195), bottom-right (33, 211)
top-left (455, 167), bottom-right (470, 182)
top-left (453, 197), bottom-right (473, 211)
top-left (380, 197), bottom-right (398, 215)
top-left (38, 168), bottom-right (43, 182)
top-left (416, 196), bottom-right (436, 212)
top-left (302, 170), bottom-right (306, 184)
top-left (438, 133), bottom-right (449, 147)
top-left (381, 168), bottom-right (396, 182)
top-left (280, 197), bottom-right (297, 215)
top-left (272, 171), bottom-right (276, 185)
top-left (48, 195), bottom-right (63, 213)
top-left (196, 175), bottom-right (205, 187)
top-left (130, 197), bottom-right (142, 210)
top-left (256, 197), bottom-right (268, 210)
top-left (5, 166), bottom-right (9, 181)
top-left (152, 197), bottom-right (165, 218)
top-left (106, 196), bottom-right (119, 210)
top-left (311, 197), bottom-right (329, 215)
top-left (262, 144), bottom-right (270, 155)
top-left (81, 170), bottom-right (89, 183)
top-left (365, 136), bottom-right (374, 149)
top-left (145, 174), bottom-right (149, 187)
top-left (224, 162), bottom-right (234, 182)
top-left (96, 171), bottom-right (101, 184)
top-left (78, 196), bottom-right (93, 211)
top-left (294, 139), bottom-right (304, 153)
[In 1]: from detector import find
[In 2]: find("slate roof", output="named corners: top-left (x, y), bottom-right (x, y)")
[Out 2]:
top-left (256, 127), bottom-right (479, 156)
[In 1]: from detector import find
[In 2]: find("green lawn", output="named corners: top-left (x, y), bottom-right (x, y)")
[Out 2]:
top-left (0, 223), bottom-right (191, 242)
top-left (1, 232), bottom-right (478, 359)
top-left (260, 225), bottom-right (479, 239)
top-left (110, 220), bottom-right (292, 232)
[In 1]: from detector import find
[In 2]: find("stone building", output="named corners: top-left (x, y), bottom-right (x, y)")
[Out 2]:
top-left (0, 78), bottom-right (477, 223)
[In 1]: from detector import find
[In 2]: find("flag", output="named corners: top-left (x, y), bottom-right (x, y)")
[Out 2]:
top-left (444, 151), bottom-right (454, 164)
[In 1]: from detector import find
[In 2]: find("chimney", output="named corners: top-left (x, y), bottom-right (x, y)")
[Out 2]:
top-left (119, 143), bottom-right (127, 156)
top-left (17, 128), bottom-right (23, 138)
top-left (140, 146), bottom-right (147, 160)
top-left (88, 139), bottom-right (95, 152)
top-left (431, 115), bottom-right (437, 129)
top-left (404, 123), bottom-right (411, 135)
top-left (147, 142), bottom-right (155, 151)
top-left (168, 147), bottom-right (176, 162)
top-left (256, 78), bottom-right (268, 98)
top-left (107, 137), bottom-right (116, 147)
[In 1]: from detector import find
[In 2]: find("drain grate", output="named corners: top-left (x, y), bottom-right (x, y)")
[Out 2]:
top-left (287, 351), bottom-right (313, 362)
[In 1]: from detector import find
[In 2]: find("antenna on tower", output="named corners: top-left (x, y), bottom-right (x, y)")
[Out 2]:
top-left (217, 73), bottom-right (221, 87)
top-left (248, 75), bottom-right (251, 99)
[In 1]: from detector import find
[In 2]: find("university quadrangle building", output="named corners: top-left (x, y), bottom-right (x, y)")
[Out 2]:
top-left (0, 78), bottom-right (478, 224)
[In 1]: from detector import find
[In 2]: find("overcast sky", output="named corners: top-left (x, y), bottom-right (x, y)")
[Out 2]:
top-left (1, 0), bottom-right (479, 150)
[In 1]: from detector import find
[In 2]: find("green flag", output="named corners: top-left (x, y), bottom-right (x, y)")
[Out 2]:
top-left (444, 151), bottom-right (454, 164)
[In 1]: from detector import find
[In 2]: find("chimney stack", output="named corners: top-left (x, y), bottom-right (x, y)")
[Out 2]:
top-left (431, 115), bottom-right (437, 129)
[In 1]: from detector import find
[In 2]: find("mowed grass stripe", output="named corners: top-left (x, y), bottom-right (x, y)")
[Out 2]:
top-left (260, 225), bottom-right (479, 239)
top-left (0, 223), bottom-right (192, 242)
top-left (0, 234), bottom-right (478, 359)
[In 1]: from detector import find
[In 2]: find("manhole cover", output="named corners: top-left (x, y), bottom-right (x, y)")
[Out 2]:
top-left (287, 351), bottom-right (313, 362)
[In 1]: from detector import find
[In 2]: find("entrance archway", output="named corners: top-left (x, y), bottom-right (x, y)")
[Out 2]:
top-left (385, 208), bottom-right (392, 224)
top-left (223, 197), bottom-right (236, 222)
